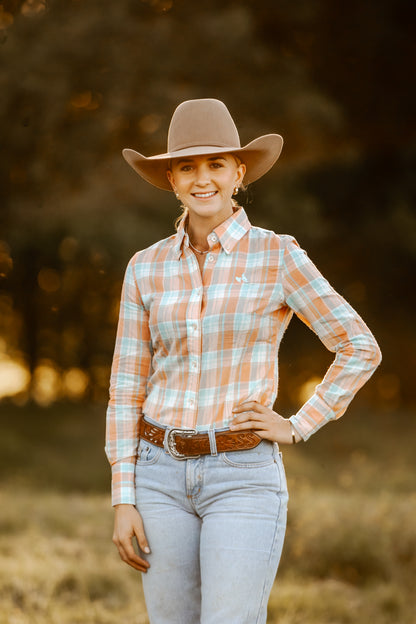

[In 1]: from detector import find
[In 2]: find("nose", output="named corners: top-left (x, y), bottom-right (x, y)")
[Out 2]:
top-left (194, 164), bottom-right (210, 186)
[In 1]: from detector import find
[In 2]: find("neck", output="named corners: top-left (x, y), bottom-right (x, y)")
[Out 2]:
top-left (187, 207), bottom-right (235, 251)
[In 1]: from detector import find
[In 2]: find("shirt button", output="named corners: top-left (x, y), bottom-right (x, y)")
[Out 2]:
top-left (191, 360), bottom-right (197, 369)
top-left (208, 254), bottom-right (214, 262)
top-left (188, 399), bottom-right (194, 407)
top-left (209, 233), bottom-right (218, 242)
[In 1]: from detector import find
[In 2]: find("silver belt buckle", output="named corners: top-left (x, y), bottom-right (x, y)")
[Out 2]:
top-left (166, 428), bottom-right (200, 460)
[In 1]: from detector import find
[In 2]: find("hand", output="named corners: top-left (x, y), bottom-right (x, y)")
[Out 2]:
top-left (230, 401), bottom-right (301, 444)
top-left (112, 504), bottom-right (151, 572)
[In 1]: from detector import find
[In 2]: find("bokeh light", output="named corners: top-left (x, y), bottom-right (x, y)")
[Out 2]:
top-left (37, 268), bottom-right (60, 293)
top-left (0, 355), bottom-right (31, 399)
top-left (20, 0), bottom-right (47, 17)
top-left (62, 367), bottom-right (89, 400)
top-left (32, 361), bottom-right (61, 406)
top-left (298, 376), bottom-right (322, 405)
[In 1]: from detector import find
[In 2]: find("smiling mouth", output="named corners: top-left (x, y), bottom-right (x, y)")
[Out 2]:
top-left (192, 191), bottom-right (218, 199)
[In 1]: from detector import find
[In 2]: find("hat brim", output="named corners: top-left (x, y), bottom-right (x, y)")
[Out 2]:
top-left (122, 134), bottom-right (283, 191)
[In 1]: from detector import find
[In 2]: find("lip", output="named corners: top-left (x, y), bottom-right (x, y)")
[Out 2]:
top-left (191, 191), bottom-right (218, 199)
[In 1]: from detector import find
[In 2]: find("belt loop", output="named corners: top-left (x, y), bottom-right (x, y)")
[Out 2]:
top-left (163, 428), bottom-right (171, 454)
top-left (208, 428), bottom-right (218, 456)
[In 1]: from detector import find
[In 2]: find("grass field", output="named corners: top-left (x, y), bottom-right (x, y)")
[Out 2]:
top-left (0, 403), bottom-right (415, 624)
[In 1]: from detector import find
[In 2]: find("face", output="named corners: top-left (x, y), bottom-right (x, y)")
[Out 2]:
top-left (166, 154), bottom-right (246, 226)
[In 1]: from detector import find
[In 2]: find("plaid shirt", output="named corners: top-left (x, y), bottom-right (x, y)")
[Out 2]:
top-left (106, 207), bottom-right (381, 505)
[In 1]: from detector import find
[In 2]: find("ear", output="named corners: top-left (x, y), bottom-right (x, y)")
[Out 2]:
top-left (236, 162), bottom-right (246, 185)
top-left (166, 169), bottom-right (176, 192)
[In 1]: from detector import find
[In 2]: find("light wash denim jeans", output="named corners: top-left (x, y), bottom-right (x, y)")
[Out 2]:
top-left (135, 427), bottom-right (288, 624)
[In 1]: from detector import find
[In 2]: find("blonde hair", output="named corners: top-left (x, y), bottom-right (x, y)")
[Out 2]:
top-left (174, 204), bottom-right (189, 231)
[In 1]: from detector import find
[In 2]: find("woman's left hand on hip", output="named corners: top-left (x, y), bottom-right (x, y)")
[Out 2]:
top-left (230, 401), bottom-right (299, 444)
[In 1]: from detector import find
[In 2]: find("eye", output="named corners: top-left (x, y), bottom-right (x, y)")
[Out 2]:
top-left (210, 161), bottom-right (223, 169)
top-left (180, 165), bottom-right (193, 172)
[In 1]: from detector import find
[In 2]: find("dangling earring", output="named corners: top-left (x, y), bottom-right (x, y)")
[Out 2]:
top-left (233, 186), bottom-right (239, 196)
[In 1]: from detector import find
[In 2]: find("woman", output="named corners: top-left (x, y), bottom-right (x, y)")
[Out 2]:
top-left (105, 98), bottom-right (381, 623)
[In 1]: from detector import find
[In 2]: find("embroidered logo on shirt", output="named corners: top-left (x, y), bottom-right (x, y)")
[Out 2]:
top-left (235, 273), bottom-right (248, 283)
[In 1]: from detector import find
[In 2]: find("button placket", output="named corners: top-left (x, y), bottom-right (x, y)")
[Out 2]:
top-left (185, 279), bottom-right (203, 428)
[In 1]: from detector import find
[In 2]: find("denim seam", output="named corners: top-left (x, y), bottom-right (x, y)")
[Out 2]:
top-left (255, 460), bottom-right (287, 623)
top-left (255, 505), bottom-right (282, 624)
top-left (221, 456), bottom-right (275, 469)
top-left (136, 441), bottom-right (163, 465)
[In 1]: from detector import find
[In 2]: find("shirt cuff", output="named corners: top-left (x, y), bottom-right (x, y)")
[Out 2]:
top-left (289, 393), bottom-right (337, 441)
top-left (111, 459), bottom-right (136, 506)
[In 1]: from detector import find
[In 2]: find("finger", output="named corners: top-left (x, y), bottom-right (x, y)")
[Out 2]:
top-left (134, 523), bottom-right (151, 555)
top-left (117, 540), bottom-right (150, 572)
top-left (232, 401), bottom-right (263, 414)
top-left (230, 418), bottom-right (267, 431)
top-left (120, 552), bottom-right (150, 573)
top-left (231, 412), bottom-right (255, 424)
top-left (231, 411), bottom-right (269, 425)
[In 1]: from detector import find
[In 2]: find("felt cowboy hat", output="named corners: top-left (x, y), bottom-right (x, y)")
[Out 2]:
top-left (122, 98), bottom-right (283, 191)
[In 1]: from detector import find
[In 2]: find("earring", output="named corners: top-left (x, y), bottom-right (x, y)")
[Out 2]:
top-left (175, 191), bottom-right (180, 199)
top-left (233, 186), bottom-right (239, 196)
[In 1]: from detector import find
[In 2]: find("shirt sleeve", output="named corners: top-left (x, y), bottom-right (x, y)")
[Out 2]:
top-left (281, 237), bottom-right (382, 440)
top-left (105, 254), bottom-right (153, 505)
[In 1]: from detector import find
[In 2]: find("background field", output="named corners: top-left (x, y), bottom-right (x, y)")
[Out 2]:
top-left (1, 403), bottom-right (415, 624)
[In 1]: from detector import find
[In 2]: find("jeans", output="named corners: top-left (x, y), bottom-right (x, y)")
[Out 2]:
top-left (134, 427), bottom-right (289, 624)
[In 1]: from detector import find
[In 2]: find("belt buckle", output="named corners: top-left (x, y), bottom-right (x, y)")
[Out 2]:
top-left (166, 428), bottom-right (200, 460)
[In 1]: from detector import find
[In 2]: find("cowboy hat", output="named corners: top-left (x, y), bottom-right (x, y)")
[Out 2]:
top-left (122, 98), bottom-right (283, 191)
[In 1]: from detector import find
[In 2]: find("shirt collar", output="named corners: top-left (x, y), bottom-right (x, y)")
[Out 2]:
top-left (171, 207), bottom-right (251, 260)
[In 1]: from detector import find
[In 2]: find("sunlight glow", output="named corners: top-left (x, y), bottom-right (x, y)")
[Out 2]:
top-left (32, 362), bottom-right (61, 406)
top-left (0, 356), bottom-right (31, 398)
top-left (62, 367), bottom-right (89, 400)
top-left (298, 375), bottom-right (322, 405)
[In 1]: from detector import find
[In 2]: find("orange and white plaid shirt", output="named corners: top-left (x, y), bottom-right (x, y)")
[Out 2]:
top-left (106, 207), bottom-right (381, 505)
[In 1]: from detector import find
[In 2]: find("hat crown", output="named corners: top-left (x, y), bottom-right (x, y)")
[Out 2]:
top-left (167, 99), bottom-right (241, 154)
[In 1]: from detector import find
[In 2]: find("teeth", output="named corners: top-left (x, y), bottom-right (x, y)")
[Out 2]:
top-left (193, 191), bottom-right (216, 198)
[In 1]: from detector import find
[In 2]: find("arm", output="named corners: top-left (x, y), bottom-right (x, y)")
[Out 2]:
top-left (105, 255), bottom-right (153, 569)
top-left (105, 254), bottom-right (153, 505)
top-left (282, 237), bottom-right (381, 440)
top-left (231, 237), bottom-right (381, 443)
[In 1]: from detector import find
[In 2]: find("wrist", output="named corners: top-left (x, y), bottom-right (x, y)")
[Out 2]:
top-left (289, 421), bottom-right (301, 444)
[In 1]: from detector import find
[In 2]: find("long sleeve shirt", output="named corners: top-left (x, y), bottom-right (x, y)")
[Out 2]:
top-left (105, 207), bottom-right (381, 505)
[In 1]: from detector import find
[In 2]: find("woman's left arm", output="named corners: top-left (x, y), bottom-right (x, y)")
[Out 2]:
top-left (231, 237), bottom-right (381, 444)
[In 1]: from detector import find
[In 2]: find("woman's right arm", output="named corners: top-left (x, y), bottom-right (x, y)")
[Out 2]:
top-left (105, 255), bottom-right (153, 568)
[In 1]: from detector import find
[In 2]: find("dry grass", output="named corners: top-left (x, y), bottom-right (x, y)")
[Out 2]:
top-left (0, 490), bottom-right (147, 624)
top-left (0, 403), bottom-right (415, 623)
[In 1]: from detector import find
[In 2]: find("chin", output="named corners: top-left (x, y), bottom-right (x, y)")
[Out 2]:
top-left (191, 203), bottom-right (221, 216)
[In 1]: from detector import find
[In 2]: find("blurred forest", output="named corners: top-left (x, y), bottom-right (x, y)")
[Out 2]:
top-left (0, 0), bottom-right (415, 411)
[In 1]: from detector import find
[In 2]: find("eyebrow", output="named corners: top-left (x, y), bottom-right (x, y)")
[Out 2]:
top-left (175, 156), bottom-right (227, 165)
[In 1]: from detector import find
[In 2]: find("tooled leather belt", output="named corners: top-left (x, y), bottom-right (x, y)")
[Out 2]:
top-left (139, 418), bottom-right (262, 460)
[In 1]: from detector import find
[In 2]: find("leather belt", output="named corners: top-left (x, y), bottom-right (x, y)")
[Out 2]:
top-left (139, 418), bottom-right (262, 460)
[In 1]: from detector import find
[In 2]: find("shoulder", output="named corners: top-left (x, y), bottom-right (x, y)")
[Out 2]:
top-left (248, 225), bottom-right (300, 253)
top-left (126, 233), bottom-right (177, 271)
